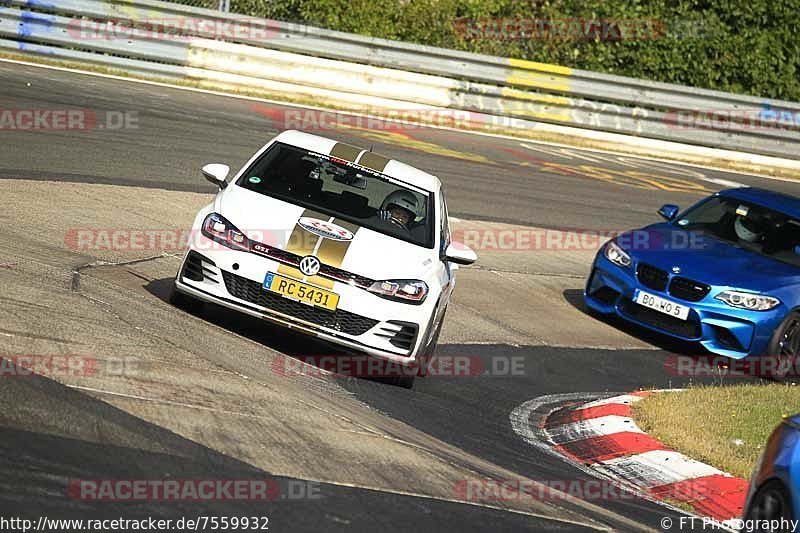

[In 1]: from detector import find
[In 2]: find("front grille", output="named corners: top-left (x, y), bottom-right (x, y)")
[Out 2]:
top-left (319, 264), bottom-right (374, 288)
top-left (618, 298), bottom-right (701, 339)
top-left (636, 263), bottom-right (668, 292)
top-left (252, 242), bottom-right (375, 288)
top-left (375, 321), bottom-right (418, 351)
top-left (668, 276), bottom-right (710, 302)
top-left (260, 246), bottom-right (297, 265)
top-left (221, 271), bottom-right (379, 336)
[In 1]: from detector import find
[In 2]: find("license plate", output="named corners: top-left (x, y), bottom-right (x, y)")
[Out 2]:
top-left (634, 289), bottom-right (690, 320)
top-left (263, 272), bottom-right (339, 311)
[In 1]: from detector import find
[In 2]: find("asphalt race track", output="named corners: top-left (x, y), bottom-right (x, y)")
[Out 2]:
top-left (2, 60), bottom-right (799, 532)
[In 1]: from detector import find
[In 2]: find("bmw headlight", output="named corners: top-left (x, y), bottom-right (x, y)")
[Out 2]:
top-left (604, 240), bottom-right (631, 268)
top-left (715, 291), bottom-right (780, 311)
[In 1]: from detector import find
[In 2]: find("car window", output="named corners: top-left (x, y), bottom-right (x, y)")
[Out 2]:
top-left (677, 196), bottom-right (800, 267)
top-left (237, 142), bottom-right (434, 248)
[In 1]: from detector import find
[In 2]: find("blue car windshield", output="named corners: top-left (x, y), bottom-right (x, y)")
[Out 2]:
top-left (676, 196), bottom-right (800, 268)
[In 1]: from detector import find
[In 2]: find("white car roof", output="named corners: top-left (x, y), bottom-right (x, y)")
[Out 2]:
top-left (271, 130), bottom-right (441, 193)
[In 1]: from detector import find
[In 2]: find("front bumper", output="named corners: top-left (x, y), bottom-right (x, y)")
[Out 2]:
top-left (175, 240), bottom-right (435, 365)
top-left (584, 252), bottom-right (785, 358)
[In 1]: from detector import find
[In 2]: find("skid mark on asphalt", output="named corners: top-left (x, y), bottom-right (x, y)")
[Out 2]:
top-left (519, 143), bottom-right (747, 189)
top-left (250, 105), bottom-right (492, 164)
top-left (345, 127), bottom-right (715, 195)
top-left (511, 145), bottom-right (710, 194)
top-left (338, 127), bottom-right (492, 163)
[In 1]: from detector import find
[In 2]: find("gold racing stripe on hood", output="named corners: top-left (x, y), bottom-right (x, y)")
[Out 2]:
top-left (330, 142), bottom-right (362, 162)
top-left (356, 151), bottom-right (391, 173)
top-left (305, 219), bottom-right (361, 289)
top-left (277, 208), bottom-right (329, 282)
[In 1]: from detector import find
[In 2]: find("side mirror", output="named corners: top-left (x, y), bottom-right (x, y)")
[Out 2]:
top-left (658, 204), bottom-right (679, 221)
top-left (444, 242), bottom-right (477, 266)
top-left (202, 163), bottom-right (230, 189)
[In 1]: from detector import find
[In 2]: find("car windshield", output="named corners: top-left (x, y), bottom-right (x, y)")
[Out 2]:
top-left (675, 195), bottom-right (800, 267)
top-left (236, 142), bottom-right (434, 248)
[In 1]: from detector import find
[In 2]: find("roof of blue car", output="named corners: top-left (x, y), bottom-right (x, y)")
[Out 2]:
top-left (721, 187), bottom-right (800, 219)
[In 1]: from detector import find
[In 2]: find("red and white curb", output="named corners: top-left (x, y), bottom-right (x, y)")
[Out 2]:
top-left (511, 392), bottom-right (749, 522)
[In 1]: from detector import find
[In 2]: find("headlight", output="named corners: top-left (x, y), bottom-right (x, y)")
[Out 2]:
top-left (715, 290), bottom-right (780, 311)
top-left (604, 240), bottom-right (631, 268)
top-left (367, 279), bottom-right (428, 304)
top-left (201, 213), bottom-right (250, 251)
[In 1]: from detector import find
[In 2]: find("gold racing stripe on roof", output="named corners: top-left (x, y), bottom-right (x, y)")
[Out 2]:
top-left (357, 151), bottom-right (391, 173)
top-left (330, 142), bottom-right (362, 162)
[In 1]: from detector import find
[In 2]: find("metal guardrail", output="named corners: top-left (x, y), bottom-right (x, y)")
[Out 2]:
top-left (2, 0), bottom-right (799, 159)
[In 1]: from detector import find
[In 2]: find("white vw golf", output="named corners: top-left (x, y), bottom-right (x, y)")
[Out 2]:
top-left (172, 130), bottom-right (477, 387)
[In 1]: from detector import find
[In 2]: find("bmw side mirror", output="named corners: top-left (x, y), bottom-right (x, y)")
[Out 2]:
top-left (202, 163), bottom-right (230, 190)
top-left (444, 242), bottom-right (477, 266)
top-left (658, 204), bottom-right (679, 221)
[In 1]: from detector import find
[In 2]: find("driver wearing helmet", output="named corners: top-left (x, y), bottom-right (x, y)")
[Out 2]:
top-left (378, 189), bottom-right (420, 231)
top-left (734, 212), bottom-right (767, 243)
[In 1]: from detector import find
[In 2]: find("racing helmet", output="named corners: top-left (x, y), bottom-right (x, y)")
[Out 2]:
top-left (734, 214), bottom-right (765, 243)
top-left (381, 190), bottom-right (421, 221)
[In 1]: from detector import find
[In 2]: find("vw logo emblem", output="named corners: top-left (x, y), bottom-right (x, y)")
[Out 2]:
top-left (299, 255), bottom-right (321, 276)
top-left (672, 266), bottom-right (681, 274)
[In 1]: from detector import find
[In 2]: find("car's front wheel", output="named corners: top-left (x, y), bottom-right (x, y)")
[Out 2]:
top-left (745, 480), bottom-right (794, 531)
top-left (767, 311), bottom-right (800, 380)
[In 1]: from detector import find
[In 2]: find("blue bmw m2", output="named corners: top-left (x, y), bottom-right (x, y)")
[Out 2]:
top-left (585, 187), bottom-right (800, 362)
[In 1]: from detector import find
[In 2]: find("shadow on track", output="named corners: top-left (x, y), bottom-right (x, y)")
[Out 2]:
top-left (145, 278), bottom-right (408, 387)
top-left (0, 357), bottom-right (584, 532)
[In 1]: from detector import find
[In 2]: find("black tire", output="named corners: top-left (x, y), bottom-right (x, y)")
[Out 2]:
top-left (744, 480), bottom-right (794, 531)
top-left (766, 311), bottom-right (800, 380)
top-left (169, 281), bottom-right (204, 313)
